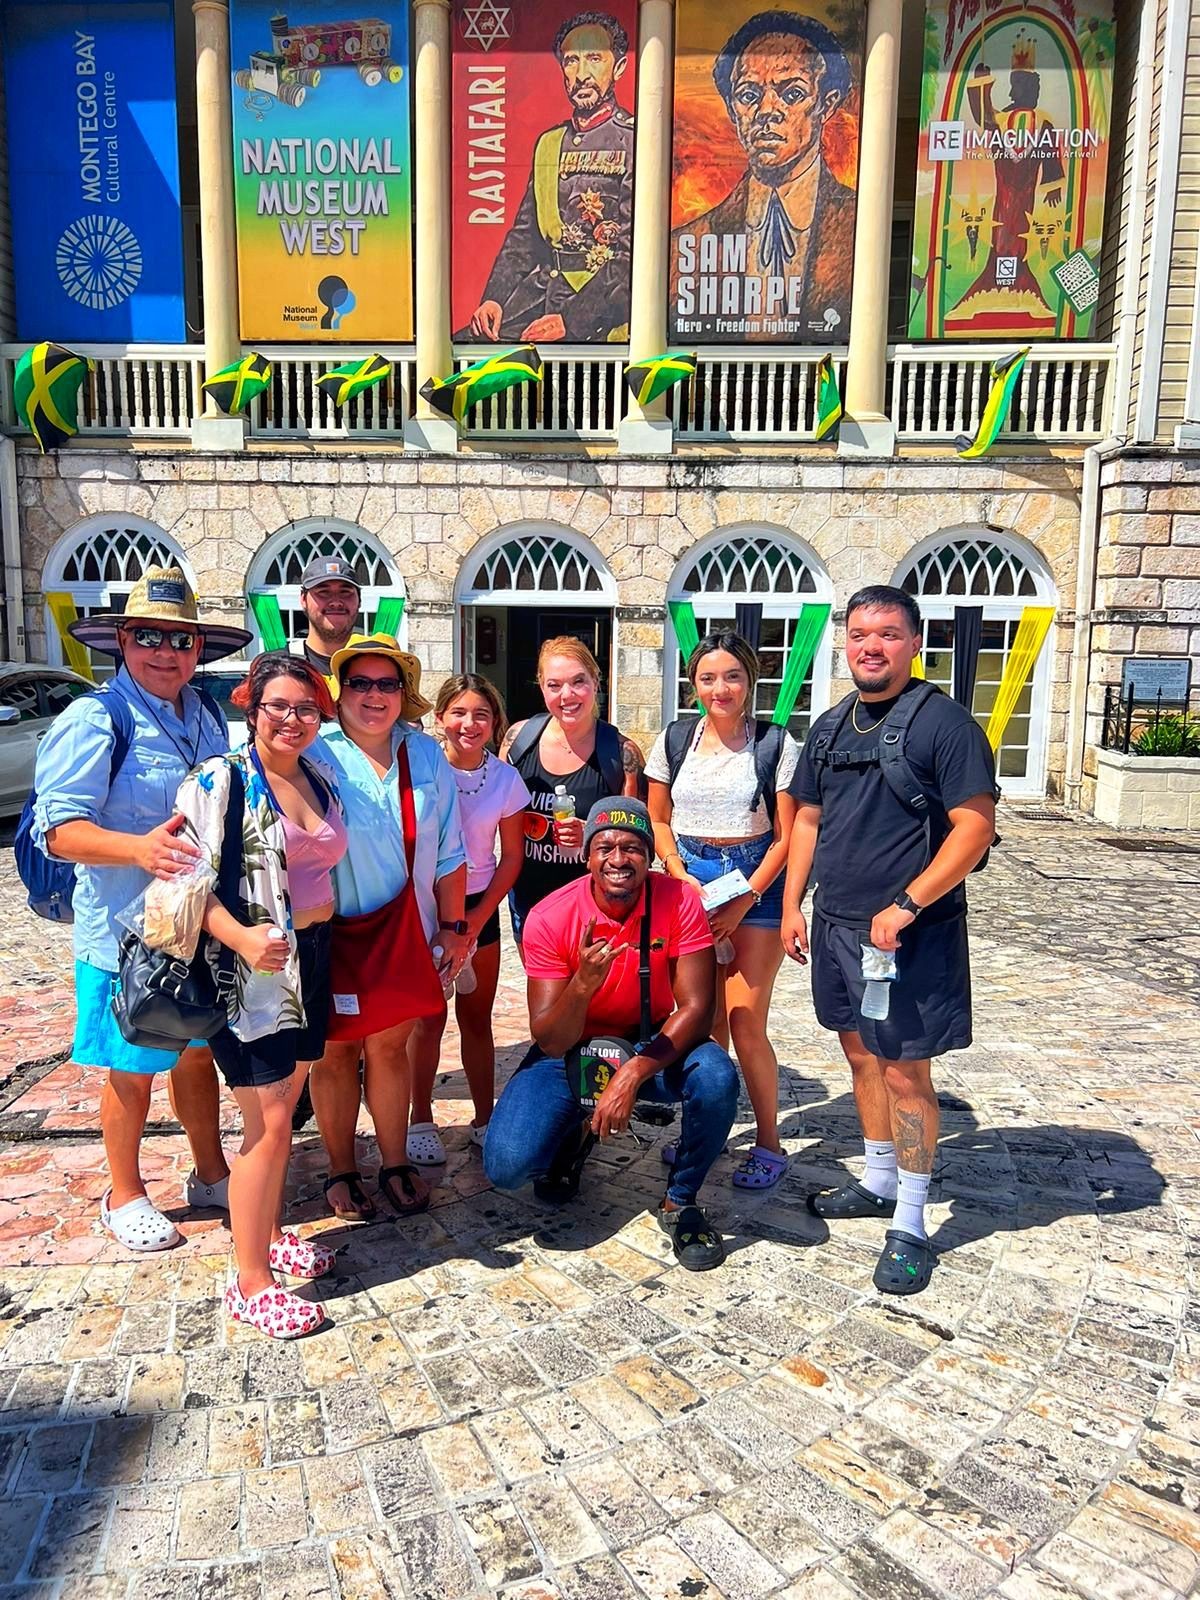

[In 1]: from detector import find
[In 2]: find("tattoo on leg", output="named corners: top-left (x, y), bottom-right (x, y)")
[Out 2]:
top-left (894, 1106), bottom-right (934, 1172)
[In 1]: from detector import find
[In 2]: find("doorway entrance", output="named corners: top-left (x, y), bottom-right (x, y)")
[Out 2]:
top-left (465, 606), bottom-right (613, 721)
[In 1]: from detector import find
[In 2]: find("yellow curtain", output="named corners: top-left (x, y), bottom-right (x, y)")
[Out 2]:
top-left (910, 654), bottom-right (925, 680)
top-left (45, 592), bottom-right (95, 682)
top-left (985, 605), bottom-right (1054, 752)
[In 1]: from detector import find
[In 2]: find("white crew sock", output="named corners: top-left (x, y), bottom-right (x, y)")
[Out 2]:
top-left (862, 1139), bottom-right (897, 1200)
top-left (894, 1166), bottom-right (932, 1240)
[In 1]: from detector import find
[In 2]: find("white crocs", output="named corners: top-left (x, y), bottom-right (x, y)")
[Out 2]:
top-left (100, 1189), bottom-right (181, 1252)
top-left (469, 1122), bottom-right (488, 1149)
top-left (183, 1169), bottom-right (230, 1211)
top-left (406, 1122), bottom-right (446, 1166)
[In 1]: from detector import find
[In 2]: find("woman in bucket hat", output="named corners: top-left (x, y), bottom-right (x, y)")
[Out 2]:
top-left (31, 566), bottom-right (250, 1252)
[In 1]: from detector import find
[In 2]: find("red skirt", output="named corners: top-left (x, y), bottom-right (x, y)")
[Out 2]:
top-left (327, 883), bottom-right (445, 1041)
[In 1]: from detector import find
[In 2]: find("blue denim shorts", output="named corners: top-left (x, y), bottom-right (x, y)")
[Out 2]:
top-left (676, 833), bottom-right (784, 928)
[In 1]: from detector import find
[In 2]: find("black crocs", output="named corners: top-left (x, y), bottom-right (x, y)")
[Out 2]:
top-left (657, 1203), bottom-right (726, 1272)
top-left (873, 1229), bottom-right (935, 1295)
top-left (806, 1178), bottom-right (896, 1220)
top-left (533, 1121), bottom-right (595, 1204)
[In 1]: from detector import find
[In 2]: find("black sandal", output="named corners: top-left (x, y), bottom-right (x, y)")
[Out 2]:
top-left (806, 1178), bottom-right (896, 1220)
top-left (657, 1203), bottom-right (725, 1272)
top-left (377, 1164), bottom-right (430, 1217)
top-left (873, 1229), bottom-right (935, 1296)
top-left (533, 1122), bottom-right (595, 1204)
top-left (323, 1171), bottom-right (376, 1222)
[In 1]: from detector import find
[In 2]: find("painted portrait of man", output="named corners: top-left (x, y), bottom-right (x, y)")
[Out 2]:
top-left (670, 9), bottom-right (858, 342)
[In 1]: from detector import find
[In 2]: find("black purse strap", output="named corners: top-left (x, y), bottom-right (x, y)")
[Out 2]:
top-left (637, 874), bottom-right (653, 1051)
top-left (211, 761), bottom-right (246, 991)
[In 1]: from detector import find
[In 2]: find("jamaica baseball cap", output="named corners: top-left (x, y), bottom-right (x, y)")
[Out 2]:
top-left (299, 556), bottom-right (361, 591)
top-left (583, 796), bottom-right (654, 855)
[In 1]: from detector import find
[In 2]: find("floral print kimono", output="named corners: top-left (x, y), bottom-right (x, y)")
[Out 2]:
top-left (173, 747), bottom-right (342, 1043)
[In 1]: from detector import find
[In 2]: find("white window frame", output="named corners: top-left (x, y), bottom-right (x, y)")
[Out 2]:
top-left (894, 525), bottom-right (1058, 798)
top-left (42, 517), bottom-right (193, 673)
top-left (662, 525), bottom-right (834, 737)
top-left (245, 519), bottom-right (406, 653)
top-left (456, 524), bottom-right (619, 608)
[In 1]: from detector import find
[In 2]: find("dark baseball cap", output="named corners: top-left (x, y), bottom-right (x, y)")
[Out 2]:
top-left (583, 796), bottom-right (654, 855)
top-left (300, 556), bottom-right (361, 591)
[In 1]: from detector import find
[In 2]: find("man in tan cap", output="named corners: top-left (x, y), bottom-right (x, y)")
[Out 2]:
top-left (31, 567), bottom-right (251, 1251)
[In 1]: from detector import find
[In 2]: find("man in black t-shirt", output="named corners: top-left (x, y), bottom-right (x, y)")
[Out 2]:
top-left (782, 585), bottom-right (996, 1296)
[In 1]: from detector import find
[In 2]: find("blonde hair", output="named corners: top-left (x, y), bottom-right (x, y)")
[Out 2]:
top-left (537, 635), bottom-right (602, 687)
top-left (434, 672), bottom-right (509, 747)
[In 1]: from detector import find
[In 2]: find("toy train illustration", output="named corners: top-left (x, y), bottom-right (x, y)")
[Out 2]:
top-left (235, 13), bottom-right (403, 107)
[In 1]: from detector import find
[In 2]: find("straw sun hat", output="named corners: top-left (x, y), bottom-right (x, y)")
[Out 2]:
top-left (67, 566), bottom-right (252, 666)
top-left (328, 631), bottom-right (433, 718)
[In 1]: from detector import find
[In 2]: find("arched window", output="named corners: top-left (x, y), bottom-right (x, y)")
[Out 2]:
top-left (665, 530), bottom-right (833, 740)
top-left (457, 527), bottom-right (618, 605)
top-left (895, 527), bottom-right (1057, 793)
top-left (42, 517), bottom-right (192, 676)
top-left (245, 521), bottom-right (405, 651)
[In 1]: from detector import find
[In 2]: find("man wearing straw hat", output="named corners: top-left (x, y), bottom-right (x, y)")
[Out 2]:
top-left (31, 567), bottom-right (251, 1251)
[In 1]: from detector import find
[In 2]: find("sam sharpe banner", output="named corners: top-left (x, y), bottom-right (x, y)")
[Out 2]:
top-left (231, 3), bottom-right (412, 340)
top-left (669, 1), bottom-right (864, 344)
top-left (2, 1), bottom-right (186, 342)
top-left (451, 0), bottom-right (639, 344)
top-left (910, 0), bottom-right (1115, 340)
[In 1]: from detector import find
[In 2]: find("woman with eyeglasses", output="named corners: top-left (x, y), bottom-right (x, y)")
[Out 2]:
top-left (171, 654), bottom-right (346, 1339)
top-left (308, 634), bottom-right (467, 1220)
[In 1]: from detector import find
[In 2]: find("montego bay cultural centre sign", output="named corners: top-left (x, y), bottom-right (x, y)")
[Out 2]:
top-left (230, 3), bottom-right (412, 340)
top-left (450, 0), bottom-right (639, 345)
top-left (909, 0), bottom-right (1115, 340)
top-left (2, 1), bottom-right (186, 342)
top-left (669, 1), bottom-right (864, 344)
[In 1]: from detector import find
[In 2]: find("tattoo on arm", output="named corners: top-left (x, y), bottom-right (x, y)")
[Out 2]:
top-left (621, 738), bottom-right (643, 775)
top-left (893, 1105), bottom-right (935, 1174)
top-left (498, 721), bottom-right (522, 762)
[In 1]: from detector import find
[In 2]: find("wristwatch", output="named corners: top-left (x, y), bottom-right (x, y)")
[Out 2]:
top-left (893, 891), bottom-right (923, 917)
top-left (439, 919), bottom-right (469, 936)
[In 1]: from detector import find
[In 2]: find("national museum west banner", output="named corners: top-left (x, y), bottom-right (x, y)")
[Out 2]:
top-left (909, 0), bottom-right (1115, 340)
top-left (2, 1), bottom-right (186, 342)
top-left (450, 0), bottom-right (639, 345)
top-left (669, 2), bottom-right (864, 344)
top-left (230, 3), bottom-right (413, 340)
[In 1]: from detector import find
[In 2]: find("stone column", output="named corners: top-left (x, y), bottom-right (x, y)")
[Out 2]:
top-left (839, 0), bottom-right (902, 458)
top-left (618, 0), bottom-right (676, 455)
top-left (191, 0), bottom-right (245, 450)
top-left (404, 0), bottom-right (458, 452)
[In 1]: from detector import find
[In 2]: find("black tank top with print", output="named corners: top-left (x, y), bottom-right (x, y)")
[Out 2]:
top-left (509, 736), bottom-right (613, 925)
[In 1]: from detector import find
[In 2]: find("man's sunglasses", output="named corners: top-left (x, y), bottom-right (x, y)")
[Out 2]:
top-left (343, 673), bottom-right (404, 694)
top-left (123, 626), bottom-right (197, 652)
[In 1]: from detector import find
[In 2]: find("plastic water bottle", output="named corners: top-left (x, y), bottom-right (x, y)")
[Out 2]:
top-left (860, 944), bottom-right (898, 1021)
top-left (454, 958), bottom-right (478, 995)
top-left (715, 938), bottom-right (735, 966)
top-left (552, 785), bottom-right (575, 822)
top-left (430, 942), bottom-right (454, 997)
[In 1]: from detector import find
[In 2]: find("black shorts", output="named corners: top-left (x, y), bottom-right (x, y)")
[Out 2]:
top-left (210, 922), bottom-right (332, 1089)
top-left (810, 909), bottom-right (972, 1062)
top-left (465, 890), bottom-right (501, 949)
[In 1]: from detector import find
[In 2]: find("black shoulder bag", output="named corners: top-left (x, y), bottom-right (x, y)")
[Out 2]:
top-left (113, 762), bottom-right (246, 1052)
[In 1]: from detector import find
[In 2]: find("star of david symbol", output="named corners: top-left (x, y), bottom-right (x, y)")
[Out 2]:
top-left (461, 0), bottom-right (510, 50)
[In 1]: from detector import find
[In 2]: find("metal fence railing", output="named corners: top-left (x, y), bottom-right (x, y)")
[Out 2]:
top-left (1101, 682), bottom-right (1200, 754)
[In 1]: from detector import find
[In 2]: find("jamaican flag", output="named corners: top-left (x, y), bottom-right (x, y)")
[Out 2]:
top-left (814, 353), bottom-right (842, 441)
top-left (420, 345), bottom-right (542, 425)
top-left (956, 348), bottom-right (1029, 458)
top-left (202, 351), bottom-right (272, 416)
top-left (315, 353), bottom-right (392, 410)
top-left (13, 343), bottom-right (91, 453)
top-left (623, 351), bottom-right (696, 409)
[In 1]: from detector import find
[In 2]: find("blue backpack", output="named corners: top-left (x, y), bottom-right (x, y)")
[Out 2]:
top-left (14, 685), bottom-right (222, 923)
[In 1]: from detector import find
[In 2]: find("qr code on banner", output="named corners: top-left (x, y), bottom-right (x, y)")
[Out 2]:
top-left (995, 256), bottom-right (1018, 285)
top-left (1052, 250), bottom-right (1100, 313)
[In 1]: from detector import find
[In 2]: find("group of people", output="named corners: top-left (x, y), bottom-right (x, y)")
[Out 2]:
top-left (30, 556), bottom-right (997, 1339)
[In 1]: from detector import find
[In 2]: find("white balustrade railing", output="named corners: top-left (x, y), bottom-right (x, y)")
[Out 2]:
top-left (1, 340), bottom-right (1114, 447)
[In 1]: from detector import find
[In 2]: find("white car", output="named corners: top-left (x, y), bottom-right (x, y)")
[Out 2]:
top-left (0, 662), bottom-right (95, 816)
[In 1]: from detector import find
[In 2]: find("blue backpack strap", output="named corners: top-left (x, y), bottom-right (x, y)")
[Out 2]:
top-left (663, 716), bottom-right (695, 789)
top-left (506, 712), bottom-right (551, 777)
top-left (594, 719), bottom-right (625, 796)
top-left (96, 688), bottom-right (136, 787)
top-left (751, 720), bottom-right (786, 823)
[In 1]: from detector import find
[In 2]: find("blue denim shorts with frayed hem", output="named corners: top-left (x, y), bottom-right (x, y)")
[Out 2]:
top-left (676, 832), bottom-right (784, 928)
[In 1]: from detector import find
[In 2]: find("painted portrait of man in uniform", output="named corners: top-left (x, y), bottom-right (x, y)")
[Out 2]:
top-left (670, 7), bottom-right (862, 343)
top-left (453, 8), bottom-right (636, 344)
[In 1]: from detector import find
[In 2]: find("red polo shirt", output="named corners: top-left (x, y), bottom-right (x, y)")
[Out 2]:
top-left (523, 872), bottom-right (713, 1038)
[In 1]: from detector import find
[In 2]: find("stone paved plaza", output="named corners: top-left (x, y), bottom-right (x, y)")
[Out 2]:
top-left (1, 813), bottom-right (1199, 1600)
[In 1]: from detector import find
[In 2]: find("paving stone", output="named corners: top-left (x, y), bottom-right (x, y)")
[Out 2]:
top-left (361, 1436), bottom-right (439, 1520)
top-left (261, 1544), bottom-right (333, 1600)
top-left (0, 1494), bottom-right (46, 1583)
top-left (473, 1406), bottom-right (554, 1483)
top-left (29, 1492), bottom-right (111, 1579)
top-left (458, 1495), bottom-right (542, 1590)
top-left (1034, 1530), bottom-right (1179, 1600)
top-left (15, 1421), bottom-right (91, 1492)
top-left (83, 1417), bottom-right (152, 1488)
top-left (267, 1394), bottom-right (325, 1462)
top-left (208, 1403), bottom-right (267, 1474)
top-left (421, 1419), bottom-right (501, 1499)
top-left (106, 1486), bottom-right (175, 1570)
top-left (567, 1456), bottom-right (665, 1546)
top-left (328, 1531), bottom-right (406, 1599)
top-left (392, 1512), bottom-right (481, 1600)
top-left (194, 1560), bottom-right (263, 1599)
top-left (242, 1466), bottom-right (307, 1549)
top-left (674, 1509), bottom-right (786, 1599)
top-left (619, 1532), bottom-right (722, 1600)
top-left (556, 1555), bottom-right (643, 1600)
top-left (321, 1374), bottom-right (392, 1451)
top-left (514, 1474), bottom-right (606, 1567)
top-left (147, 1410), bottom-right (207, 1485)
top-left (717, 1482), bottom-right (834, 1576)
top-left (175, 1477), bottom-right (242, 1562)
top-left (523, 1392), bottom-right (614, 1464)
top-left (303, 1449), bottom-right (373, 1535)
top-left (868, 1509), bottom-right (1002, 1599)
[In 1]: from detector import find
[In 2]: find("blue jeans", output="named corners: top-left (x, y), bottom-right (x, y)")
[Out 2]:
top-left (485, 1041), bottom-right (739, 1207)
top-left (677, 833), bottom-right (784, 928)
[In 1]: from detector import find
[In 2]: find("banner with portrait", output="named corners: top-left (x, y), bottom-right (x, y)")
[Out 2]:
top-left (909, 0), bottom-right (1115, 340)
top-left (670, 2), bottom-right (863, 344)
top-left (451, 0), bottom-right (639, 345)
top-left (230, 2), bottom-right (412, 340)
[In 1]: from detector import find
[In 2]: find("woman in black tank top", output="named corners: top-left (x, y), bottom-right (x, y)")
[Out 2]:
top-left (500, 636), bottom-right (644, 945)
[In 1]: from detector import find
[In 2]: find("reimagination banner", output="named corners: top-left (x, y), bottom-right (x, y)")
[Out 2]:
top-left (2, 1), bottom-right (186, 342)
top-left (669, 2), bottom-right (864, 344)
top-left (231, 3), bottom-right (413, 340)
top-left (910, 0), bottom-right (1115, 340)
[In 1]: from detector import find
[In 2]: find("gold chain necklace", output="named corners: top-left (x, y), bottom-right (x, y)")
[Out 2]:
top-left (851, 698), bottom-right (890, 735)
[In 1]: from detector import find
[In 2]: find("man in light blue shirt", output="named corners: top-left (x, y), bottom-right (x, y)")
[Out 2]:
top-left (33, 567), bottom-right (250, 1251)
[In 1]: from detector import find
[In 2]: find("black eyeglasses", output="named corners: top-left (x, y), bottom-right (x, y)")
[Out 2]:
top-left (344, 673), bottom-right (403, 694)
top-left (259, 699), bottom-right (323, 726)
top-left (124, 627), bottom-right (197, 652)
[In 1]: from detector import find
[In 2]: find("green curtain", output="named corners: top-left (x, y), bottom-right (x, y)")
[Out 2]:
top-left (372, 595), bottom-right (406, 637)
top-left (772, 603), bottom-right (831, 726)
top-left (667, 598), bottom-right (700, 662)
top-left (248, 591), bottom-right (288, 652)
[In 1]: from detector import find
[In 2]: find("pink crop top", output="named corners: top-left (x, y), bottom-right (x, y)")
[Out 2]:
top-left (282, 806), bottom-right (348, 911)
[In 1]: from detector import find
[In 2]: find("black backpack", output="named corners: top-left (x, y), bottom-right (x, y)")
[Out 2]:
top-left (507, 712), bottom-right (626, 796)
top-left (662, 715), bottom-right (787, 824)
top-left (806, 683), bottom-right (1000, 874)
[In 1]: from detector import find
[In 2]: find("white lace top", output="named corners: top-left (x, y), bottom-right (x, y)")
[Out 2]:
top-left (645, 719), bottom-right (800, 839)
